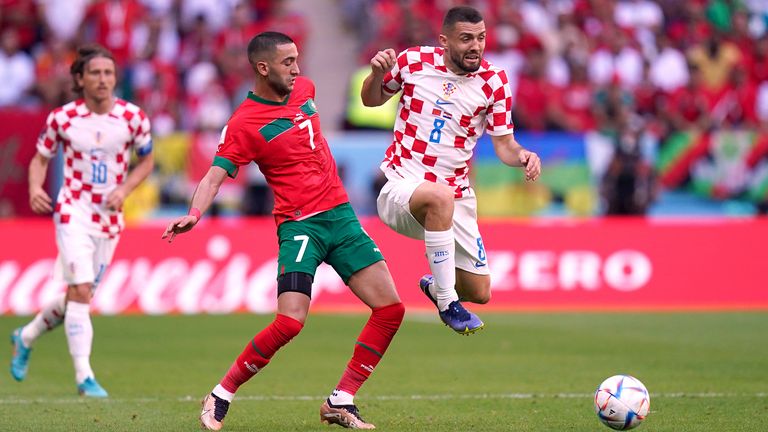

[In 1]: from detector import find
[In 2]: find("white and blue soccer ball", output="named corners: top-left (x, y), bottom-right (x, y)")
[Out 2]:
top-left (594, 374), bottom-right (650, 430)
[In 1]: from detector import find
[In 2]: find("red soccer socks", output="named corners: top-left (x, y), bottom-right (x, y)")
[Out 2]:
top-left (336, 302), bottom-right (405, 395)
top-left (220, 314), bottom-right (304, 393)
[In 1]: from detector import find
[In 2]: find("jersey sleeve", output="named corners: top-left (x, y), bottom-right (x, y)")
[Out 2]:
top-left (130, 108), bottom-right (153, 157)
top-left (212, 119), bottom-right (258, 179)
top-left (35, 110), bottom-right (61, 159)
top-left (382, 49), bottom-right (410, 95)
top-left (485, 69), bottom-right (515, 136)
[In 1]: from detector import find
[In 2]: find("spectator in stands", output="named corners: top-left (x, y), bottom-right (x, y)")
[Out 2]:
top-left (588, 24), bottom-right (644, 89)
top-left (686, 33), bottom-right (743, 92)
top-left (37, 0), bottom-right (89, 44)
top-left (593, 75), bottom-right (636, 135)
top-left (513, 41), bottom-right (555, 131)
top-left (553, 10), bottom-right (590, 68)
top-left (178, 14), bottom-right (216, 70)
top-left (728, 9), bottom-right (755, 57)
top-left (600, 125), bottom-right (658, 215)
top-left (614, 0), bottom-right (664, 33)
top-left (666, 0), bottom-right (712, 50)
top-left (180, 0), bottom-right (238, 33)
top-left (0, 28), bottom-right (35, 107)
top-left (131, 8), bottom-right (180, 65)
top-left (85, 0), bottom-right (146, 66)
top-left (748, 35), bottom-right (768, 83)
top-left (255, 0), bottom-right (308, 51)
top-left (659, 64), bottom-right (714, 132)
top-left (713, 67), bottom-right (758, 128)
top-left (548, 60), bottom-right (596, 132)
top-left (214, 2), bottom-right (260, 98)
top-left (0, 0), bottom-right (38, 49)
top-left (34, 38), bottom-right (76, 107)
top-left (649, 32), bottom-right (689, 93)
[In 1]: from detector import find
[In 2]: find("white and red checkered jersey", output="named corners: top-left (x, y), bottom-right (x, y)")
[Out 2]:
top-left (36, 98), bottom-right (152, 238)
top-left (380, 46), bottom-right (514, 197)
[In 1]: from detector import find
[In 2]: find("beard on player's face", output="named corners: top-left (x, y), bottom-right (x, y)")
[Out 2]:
top-left (449, 49), bottom-right (482, 73)
top-left (267, 71), bottom-right (294, 96)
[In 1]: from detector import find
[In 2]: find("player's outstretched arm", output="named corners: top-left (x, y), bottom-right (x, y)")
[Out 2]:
top-left (106, 153), bottom-right (154, 211)
top-left (162, 166), bottom-right (228, 243)
top-left (491, 134), bottom-right (542, 182)
top-left (361, 48), bottom-right (397, 107)
top-left (28, 152), bottom-right (53, 214)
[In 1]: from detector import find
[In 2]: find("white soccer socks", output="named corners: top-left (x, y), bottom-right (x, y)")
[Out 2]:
top-left (20, 293), bottom-right (66, 347)
top-left (212, 384), bottom-right (235, 402)
top-left (329, 389), bottom-right (355, 406)
top-left (64, 301), bottom-right (95, 383)
top-left (425, 229), bottom-right (459, 311)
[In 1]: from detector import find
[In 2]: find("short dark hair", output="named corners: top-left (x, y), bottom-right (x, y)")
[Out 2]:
top-left (70, 44), bottom-right (116, 95)
top-left (442, 6), bottom-right (484, 30)
top-left (247, 31), bottom-right (295, 64)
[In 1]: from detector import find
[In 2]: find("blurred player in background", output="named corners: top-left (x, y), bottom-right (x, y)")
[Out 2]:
top-left (11, 44), bottom-right (154, 397)
top-left (162, 32), bottom-right (404, 431)
top-left (361, 6), bottom-right (541, 335)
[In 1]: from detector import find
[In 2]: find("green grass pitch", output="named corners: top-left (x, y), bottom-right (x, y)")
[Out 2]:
top-left (1, 312), bottom-right (766, 431)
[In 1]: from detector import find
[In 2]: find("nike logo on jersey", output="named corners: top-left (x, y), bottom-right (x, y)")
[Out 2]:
top-left (474, 261), bottom-right (487, 268)
top-left (435, 98), bottom-right (454, 106)
top-left (433, 258), bottom-right (448, 264)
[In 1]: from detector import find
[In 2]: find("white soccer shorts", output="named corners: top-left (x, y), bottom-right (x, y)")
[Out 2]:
top-left (54, 224), bottom-right (119, 287)
top-left (376, 177), bottom-right (490, 275)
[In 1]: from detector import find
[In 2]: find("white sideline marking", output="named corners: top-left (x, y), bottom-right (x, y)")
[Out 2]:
top-left (0, 392), bottom-right (765, 405)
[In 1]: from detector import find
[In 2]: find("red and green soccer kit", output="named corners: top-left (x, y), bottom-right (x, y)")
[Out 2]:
top-left (213, 76), bottom-right (383, 282)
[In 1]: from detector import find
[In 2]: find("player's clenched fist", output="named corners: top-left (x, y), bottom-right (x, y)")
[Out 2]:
top-left (161, 215), bottom-right (199, 243)
top-left (370, 49), bottom-right (397, 76)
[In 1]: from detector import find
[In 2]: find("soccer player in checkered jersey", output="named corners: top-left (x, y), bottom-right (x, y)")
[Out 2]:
top-left (162, 32), bottom-right (404, 431)
top-left (361, 6), bottom-right (542, 335)
top-left (10, 44), bottom-right (154, 397)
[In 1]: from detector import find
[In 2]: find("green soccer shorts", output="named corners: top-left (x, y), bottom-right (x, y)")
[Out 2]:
top-left (276, 203), bottom-right (384, 284)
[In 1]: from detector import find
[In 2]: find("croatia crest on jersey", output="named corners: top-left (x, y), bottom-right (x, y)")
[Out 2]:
top-left (442, 81), bottom-right (457, 98)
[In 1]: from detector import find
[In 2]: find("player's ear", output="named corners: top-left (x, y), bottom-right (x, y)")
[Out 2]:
top-left (255, 61), bottom-right (269, 77)
top-left (438, 33), bottom-right (449, 49)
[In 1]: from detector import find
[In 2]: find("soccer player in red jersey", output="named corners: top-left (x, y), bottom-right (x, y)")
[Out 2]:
top-left (11, 44), bottom-right (154, 397)
top-left (361, 6), bottom-right (541, 335)
top-left (162, 32), bottom-right (404, 431)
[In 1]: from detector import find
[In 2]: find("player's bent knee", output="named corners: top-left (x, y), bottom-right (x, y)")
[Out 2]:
top-left (414, 183), bottom-right (455, 213)
top-left (473, 289), bottom-right (491, 304)
top-left (67, 283), bottom-right (93, 303)
top-left (461, 281), bottom-right (491, 304)
top-left (277, 272), bottom-right (314, 298)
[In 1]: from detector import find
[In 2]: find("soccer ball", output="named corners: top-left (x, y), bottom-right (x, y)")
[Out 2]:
top-left (594, 374), bottom-right (650, 430)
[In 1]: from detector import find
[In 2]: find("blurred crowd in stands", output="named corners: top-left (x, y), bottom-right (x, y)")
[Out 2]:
top-left (342, 0), bottom-right (768, 137)
top-left (2, 0), bottom-right (767, 217)
top-left (0, 0), bottom-right (306, 134)
top-left (340, 0), bottom-right (768, 216)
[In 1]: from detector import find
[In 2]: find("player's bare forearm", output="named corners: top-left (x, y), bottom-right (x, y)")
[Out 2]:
top-left (121, 153), bottom-right (154, 195)
top-left (28, 152), bottom-right (53, 213)
top-left (361, 48), bottom-right (397, 107)
top-left (361, 72), bottom-right (390, 107)
top-left (162, 166), bottom-right (228, 242)
top-left (189, 166), bottom-right (228, 216)
top-left (491, 133), bottom-right (542, 181)
top-left (28, 152), bottom-right (49, 191)
top-left (105, 153), bottom-right (154, 211)
top-left (491, 134), bottom-right (525, 166)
